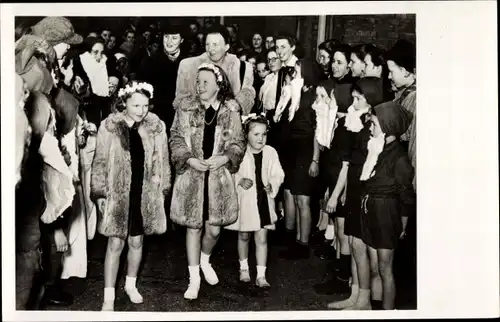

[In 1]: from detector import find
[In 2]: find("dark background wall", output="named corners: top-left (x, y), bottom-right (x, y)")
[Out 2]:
top-left (326, 14), bottom-right (416, 50)
top-left (15, 14), bottom-right (416, 58)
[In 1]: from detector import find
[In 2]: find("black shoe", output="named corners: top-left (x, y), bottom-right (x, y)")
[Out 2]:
top-left (309, 230), bottom-right (326, 247)
top-left (314, 241), bottom-right (335, 260)
top-left (41, 289), bottom-right (73, 307)
top-left (275, 229), bottom-right (295, 246)
top-left (314, 276), bottom-right (350, 295)
top-left (279, 242), bottom-right (310, 260)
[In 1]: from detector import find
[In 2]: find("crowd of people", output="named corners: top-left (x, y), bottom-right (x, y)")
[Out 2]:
top-left (14, 16), bottom-right (416, 312)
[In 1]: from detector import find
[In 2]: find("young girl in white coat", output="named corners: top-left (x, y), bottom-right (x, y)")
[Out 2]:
top-left (225, 114), bottom-right (285, 288)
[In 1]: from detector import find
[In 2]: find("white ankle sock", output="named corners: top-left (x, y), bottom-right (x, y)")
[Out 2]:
top-left (104, 287), bottom-right (115, 301)
top-left (200, 252), bottom-right (211, 266)
top-left (256, 265), bottom-right (266, 278)
top-left (324, 225), bottom-right (335, 240)
top-left (125, 276), bottom-right (137, 289)
top-left (188, 265), bottom-right (200, 280)
top-left (239, 258), bottom-right (249, 270)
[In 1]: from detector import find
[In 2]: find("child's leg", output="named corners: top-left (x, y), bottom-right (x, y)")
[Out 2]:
top-left (347, 237), bottom-right (371, 309)
top-left (125, 235), bottom-right (144, 303)
top-left (367, 246), bottom-right (383, 309)
top-left (296, 195), bottom-right (312, 244)
top-left (102, 237), bottom-right (125, 310)
top-left (184, 227), bottom-right (202, 299)
top-left (255, 228), bottom-right (270, 288)
top-left (238, 232), bottom-right (251, 282)
top-left (283, 189), bottom-right (296, 232)
top-left (377, 248), bottom-right (396, 310)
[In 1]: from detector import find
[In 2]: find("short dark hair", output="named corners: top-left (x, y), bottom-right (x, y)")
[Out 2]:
top-left (84, 36), bottom-right (106, 53)
top-left (205, 24), bottom-right (230, 44)
top-left (318, 38), bottom-right (339, 57)
top-left (275, 33), bottom-right (297, 47)
top-left (331, 43), bottom-right (352, 62)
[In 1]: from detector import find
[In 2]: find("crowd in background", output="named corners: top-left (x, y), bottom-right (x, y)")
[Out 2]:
top-left (14, 16), bottom-right (416, 312)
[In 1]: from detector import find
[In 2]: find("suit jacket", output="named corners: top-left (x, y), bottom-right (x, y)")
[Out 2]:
top-left (173, 52), bottom-right (256, 115)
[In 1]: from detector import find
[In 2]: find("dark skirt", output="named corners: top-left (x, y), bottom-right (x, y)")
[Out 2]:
top-left (344, 165), bottom-right (363, 238)
top-left (360, 195), bottom-right (402, 249)
top-left (128, 127), bottom-right (145, 237)
top-left (283, 136), bottom-right (316, 196)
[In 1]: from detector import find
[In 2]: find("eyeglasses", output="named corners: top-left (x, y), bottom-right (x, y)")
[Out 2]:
top-left (267, 57), bottom-right (279, 63)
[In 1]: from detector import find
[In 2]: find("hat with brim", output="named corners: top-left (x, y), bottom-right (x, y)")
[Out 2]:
top-left (31, 16), bottom-right (83, 47)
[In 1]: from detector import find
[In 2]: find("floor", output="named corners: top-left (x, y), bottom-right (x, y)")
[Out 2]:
top-left (44, 227), bottom-right (417, 312)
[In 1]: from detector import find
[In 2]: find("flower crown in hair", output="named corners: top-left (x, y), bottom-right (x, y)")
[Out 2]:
top-left (241, 112), bottom-right (269, 127)
top-left (198, 63), bottom-right (223, 83)
top-left (118, 81), bottom-right (154, 99)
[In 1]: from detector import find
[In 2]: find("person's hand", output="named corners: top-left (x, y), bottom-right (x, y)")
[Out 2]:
top-left (54, 229), bottom-right (69, 252)
top-left (188, 158), bottom-right (209, 172)
top-left (206, 155), bottom-right (229, 171)
top-left (97, 198), bottom-right (106, 215)
top-left (309, 161), bottom-right (319, 177)
top-left (340, 187), bottom-right (347, 206)
top-left (325, 195), bottom-right (338, 214)
top-left (399, 230), bottom-right (407, 240)
top-left (264, 183), bottom-right (273, 194)
top-left (239, 178), bottom-right (253, 190)
top-left (73, 76), bottom-right (85, 93)
top-left (60, 59), bottom-right (74, 86)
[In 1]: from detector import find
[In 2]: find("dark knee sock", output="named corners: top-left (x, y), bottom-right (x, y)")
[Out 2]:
top-left (337, 254), bottom-right (351, 281)
top-left (371, 300), bottom-right (383, 310)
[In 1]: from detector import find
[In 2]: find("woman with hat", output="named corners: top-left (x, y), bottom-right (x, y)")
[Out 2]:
top-left (359, 101), bottom-right (415, 310)
top-left (139, 22), bottom-right (188, 133)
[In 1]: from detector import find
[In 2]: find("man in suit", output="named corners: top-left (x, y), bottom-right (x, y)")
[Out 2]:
top-left (173, 24), bottom-right (255, 116)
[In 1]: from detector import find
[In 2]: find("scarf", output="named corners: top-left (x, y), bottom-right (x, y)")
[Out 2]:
top-left (260, 73), bottom-right (279, 111)
top-left (80, 52), bottom-right (109, 97)
top-left (274, 77), bottom-right (304, 122)
top-left (312, 86), bottom-right (338, 148)
top-left (360, 133), bottom-right (385, 181)
top-left (345, 104), bottom-right (370, 133)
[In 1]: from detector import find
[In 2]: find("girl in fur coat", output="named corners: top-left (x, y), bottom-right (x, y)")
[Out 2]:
top-left (91, 81), bottom-right (171, 311)
top-left (225, 114), bottom-right (284, 288)
top-left (169, 63), bottom-right (245, 300)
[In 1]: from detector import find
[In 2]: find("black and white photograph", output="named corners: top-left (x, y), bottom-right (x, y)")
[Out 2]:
top-left (2, 1), bottom-right (498, 321)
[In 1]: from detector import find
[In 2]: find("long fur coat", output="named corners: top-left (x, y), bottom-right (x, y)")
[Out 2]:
top-left (173, 52), bottom-right (256, 115)
top-left (90, 112), bottom-right (171, 239)
top-left (225, 145), bottom-right (285, 232)
top-left (169, 96), bottom-right (245, 229)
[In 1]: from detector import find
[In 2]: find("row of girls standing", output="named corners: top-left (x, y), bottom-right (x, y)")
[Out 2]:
top-left (306, 40), bottom-right (417, 310)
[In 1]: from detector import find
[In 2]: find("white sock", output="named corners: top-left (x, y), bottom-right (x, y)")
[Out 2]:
top-left (239, 258), bottom-right (249, 270)
top-left (125, 276), bottom-right (137, 290)
top-left (256, 265), bottom-right (266, 278)
top-left (104, 287), bottom-right (115, 301)
top-left (324, 225), bottom-right (335, 240)
top-left (188, 265), bottom-right (200, 280)
top-left (200, 252), bottom-right (211, 266)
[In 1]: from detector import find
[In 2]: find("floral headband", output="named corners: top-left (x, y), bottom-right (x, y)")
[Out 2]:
top-left (118, 81), bottom-right (154, 99)
top-left (198, 63), bottom-right (223, 83)
top-left (241, 112), bottom-right (269, 127)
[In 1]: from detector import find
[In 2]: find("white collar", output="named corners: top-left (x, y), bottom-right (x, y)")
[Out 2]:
top-left (284, 55), bottom-right (298, 67)
top-left (201, 99), bottom-right (221, 111)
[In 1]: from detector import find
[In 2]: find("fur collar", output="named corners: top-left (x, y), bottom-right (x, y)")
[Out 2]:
top-left (178, 96), bottom-right (240, 114)
top-left (198, 52), bottom-right (239, 72)
top-left (104, 112), bottom-right (163, 136)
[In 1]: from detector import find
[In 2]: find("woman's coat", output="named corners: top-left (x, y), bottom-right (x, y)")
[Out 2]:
top-left (225, 145), bottom-right (285, 232)
top-left (90, 112), bottom-right (171, 239)
top-left (169, 97), bottom-right (246, 229)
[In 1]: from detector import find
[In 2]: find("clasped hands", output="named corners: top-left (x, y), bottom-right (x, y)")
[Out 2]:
top-left (188, 155), bottom-right (229, 172)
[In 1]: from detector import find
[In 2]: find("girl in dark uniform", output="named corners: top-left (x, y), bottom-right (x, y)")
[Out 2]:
top-left (327, 77), bottom-right (385, 310)
top-left (314, 44), bottom-right (356, 295)
top-left (360, 101), bottom-right (415, 310)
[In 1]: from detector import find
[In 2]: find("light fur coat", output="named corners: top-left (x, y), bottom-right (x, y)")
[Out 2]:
top-left (169, 96), bottom-right (245, 229)
top-left (225, 145), bottom-right (285, 232)
top-left (173, 52), bottom-right (256, 115)
top-left (90, 112), bottom-right (171, 239)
